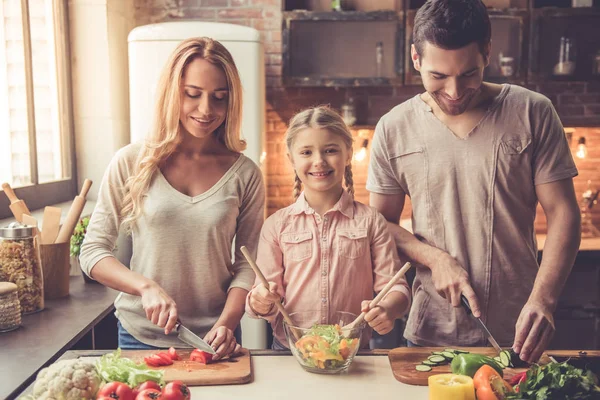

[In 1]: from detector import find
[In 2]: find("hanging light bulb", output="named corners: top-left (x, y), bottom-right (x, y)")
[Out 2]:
top-left (576, 137), bottom-right (588, 159)
top-left (354, 139), bottom-right (369, 162)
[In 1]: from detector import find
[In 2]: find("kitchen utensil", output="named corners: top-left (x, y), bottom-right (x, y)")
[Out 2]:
top-left (41, 207), bottom-right (62, 245)
top-left (461, 294), bottom-right (503, 354)
top-left (389, 347), bottom-right (600, 386)
top-left (239, 245), bottom-right (300, 341)
top-left (39, 242), bottom-right (71, 299)
top-left (118, 348), bottom-right (252, 386)
top-left (175, 321), bottom-right (216, 355)
top-left (55, 179), bottom-right (92, 244)
top-left (344, 262), bottom-right (412, 331)
top-left (1, 183), bottom-right (31, 223)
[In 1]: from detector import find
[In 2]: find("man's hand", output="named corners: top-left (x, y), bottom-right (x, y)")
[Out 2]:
top-left (513, 300), bottom-right (555, 363)
top-left (430, 252), bottom-right (481, 318)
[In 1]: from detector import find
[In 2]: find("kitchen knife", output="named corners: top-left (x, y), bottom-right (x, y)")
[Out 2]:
top-left (461, 295), bottom-right (503, 354)
top-left (175, 322), bottom-right (217, 355)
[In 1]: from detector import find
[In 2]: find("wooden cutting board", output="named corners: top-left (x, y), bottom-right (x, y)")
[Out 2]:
top-left (388, 347), bottom-right (600, 386)
top-left (120, 348), bottom-right (252, 386)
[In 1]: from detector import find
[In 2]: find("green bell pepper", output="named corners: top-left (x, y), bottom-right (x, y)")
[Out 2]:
top-left (451, 353), bottom-right (504, 378)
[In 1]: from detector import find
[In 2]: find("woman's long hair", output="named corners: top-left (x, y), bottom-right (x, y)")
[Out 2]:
top-left (121, 37), bottom-right (245, 231)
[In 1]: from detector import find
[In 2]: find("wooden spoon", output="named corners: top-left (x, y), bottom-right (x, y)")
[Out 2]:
top-left (240, 246), bottom-right (301, 342)
top-left (343, 262), bottom-right (412, 332)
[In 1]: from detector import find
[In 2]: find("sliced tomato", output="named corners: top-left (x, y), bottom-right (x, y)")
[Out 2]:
top-left (156, 352), bottom-right (174, 365)
top-left (189, 349), bottom-right (213, 364)
top-left (161, 381), bottom-right (191, 400)
top-left (167, 347), bottom-right (180, 361)
top-left (144, 354), bottom-right (172, 367)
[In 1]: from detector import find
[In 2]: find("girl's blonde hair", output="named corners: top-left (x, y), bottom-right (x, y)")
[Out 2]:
top-left (121, 37), bottom-right (245, 231)
top-left (285, 106), bottom-right (355, 201)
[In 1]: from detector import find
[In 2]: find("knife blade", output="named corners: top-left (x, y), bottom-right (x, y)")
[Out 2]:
top-left (175, 322), bottom-right (217, 355)
top-left (460, 295), bottom-right (503, 354)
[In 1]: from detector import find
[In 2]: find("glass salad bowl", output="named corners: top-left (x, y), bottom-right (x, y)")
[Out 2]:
top-left (283, 311), bottom-right (365, 374)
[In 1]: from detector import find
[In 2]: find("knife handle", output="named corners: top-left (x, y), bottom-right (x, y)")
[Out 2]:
top-left (460, 294), bottom-right (473, 316)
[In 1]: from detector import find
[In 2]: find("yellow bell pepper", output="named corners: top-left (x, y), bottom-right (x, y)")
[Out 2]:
top-left (429, 374), bottom-right (476, 400)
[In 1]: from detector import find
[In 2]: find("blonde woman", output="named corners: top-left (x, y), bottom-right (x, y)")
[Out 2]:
top-left (245, 106), bottom-right (411, 349)
top-left (80, 38), bottom-right (265, 358)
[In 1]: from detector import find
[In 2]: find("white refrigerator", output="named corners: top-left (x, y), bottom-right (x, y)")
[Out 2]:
top-left (127, 21), bottom-right (267, 349)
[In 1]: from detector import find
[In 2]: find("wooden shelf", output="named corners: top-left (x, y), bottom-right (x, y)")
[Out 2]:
top-left (283, 76), bottom-right (403, 87)
top-left (282, 10), bottom-right (401, 21)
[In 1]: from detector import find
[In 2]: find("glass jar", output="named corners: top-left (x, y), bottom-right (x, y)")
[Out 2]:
top-left (553, 36), bottom-right (576, 76)
top-left (0, 223), bottom-right (44, 314)
top-left (0, 282), bottom-right (21, 332)
top-left (341, 97), bottom-right (357, 126)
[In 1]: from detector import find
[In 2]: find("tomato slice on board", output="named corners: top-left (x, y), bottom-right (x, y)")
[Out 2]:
top-left (156, 352), bottom-right (174, 365)
top-left (189, 349), bottom-right (213, 364)
top-left (144, 353), bottom-right (172, 367)
top-left (167, 347), bottom-right (180, 361)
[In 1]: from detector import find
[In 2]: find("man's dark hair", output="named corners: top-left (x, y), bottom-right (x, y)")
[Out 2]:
top-left (413, 0), bottom-right (491, 57)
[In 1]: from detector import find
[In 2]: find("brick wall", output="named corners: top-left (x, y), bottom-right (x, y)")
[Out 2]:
top-left (134, 0), bottom-right (600, 233)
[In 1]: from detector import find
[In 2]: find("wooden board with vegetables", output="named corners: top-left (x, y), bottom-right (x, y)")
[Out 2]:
top-left (120, 348), bottom-right (252, 386)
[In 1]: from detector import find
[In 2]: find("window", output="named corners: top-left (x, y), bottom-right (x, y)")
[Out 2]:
top-left (0, 0), bottom-right (75, 219)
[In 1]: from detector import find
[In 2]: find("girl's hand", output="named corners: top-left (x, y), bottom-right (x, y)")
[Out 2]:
top-left (249, 282), bottom-right (280, 316)
top-left (360, 300), bottom-right (396, 335)
top-left (204, 326), bottom-right (241, 361)
top-left (140, 282), bottom-right (179, 335)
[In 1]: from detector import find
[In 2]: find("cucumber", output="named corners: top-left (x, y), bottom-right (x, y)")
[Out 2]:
top-left (493, 356), bottom-right (504, 367)
top-left (422, 360), bottom-right (437, 366)
top-left (441, 351), bottom-right (456, 360)
top-left (428, 355), bottom-right (447, 364)
top-left (432, 351), bottom-right (445, 356)
top-left (453, 349), bottom-right (470, 354)
top-left (499, 350), bottom-right (512, 368)
top-left (416, 364), bottom-right (432, 372)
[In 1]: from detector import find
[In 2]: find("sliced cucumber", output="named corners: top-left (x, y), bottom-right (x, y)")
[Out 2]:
top-left (428, 355), bottom-right (447, 364)
top-left (499, 350), bottom-right (512, 368)
top-left (441, 351), bottom-right (456, 360)
top-left (422, 360), bottom-right (437, 366)
top-left (416, 364), bottom-right (432, 372)
top-left (432, 351), bottom-right (445, 356)
top-left (494, 356), bottom-right (504, 367)
top-left (444, 348), bottom-right (458, 353)
top-left (453, 349), bottom-right (470, 354)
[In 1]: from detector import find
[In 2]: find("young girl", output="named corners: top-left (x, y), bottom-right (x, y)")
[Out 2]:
top-left (245, 106), bottom-right (411, 349)
top-left (80, 38), bottom-right (265, 358)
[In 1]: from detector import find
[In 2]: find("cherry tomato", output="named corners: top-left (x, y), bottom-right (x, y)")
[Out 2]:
top-left (189, 349), bottom-right (213, 364)
top-left (168, 347), bottom-right (180, 361)
top-left (161, 381), bottom-right (191, 400)
top-left (97, 382), bottom-right (134, 400)
top-left (135, 389), bottom-right (162, 400)
top-left (133, 381), bottom-right (162, 398)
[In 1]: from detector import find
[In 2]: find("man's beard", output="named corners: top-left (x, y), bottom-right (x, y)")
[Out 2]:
top-left (429, 88), bottom-right (479, 116)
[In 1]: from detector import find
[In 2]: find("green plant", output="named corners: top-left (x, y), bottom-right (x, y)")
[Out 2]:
top-left (70, 216), bottom-right (90, 257)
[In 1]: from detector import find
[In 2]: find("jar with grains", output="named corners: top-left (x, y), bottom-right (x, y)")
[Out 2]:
top-left (0, 222), bottom-right (44, 314)
top-left (0, 282), bottom-right (21, 332)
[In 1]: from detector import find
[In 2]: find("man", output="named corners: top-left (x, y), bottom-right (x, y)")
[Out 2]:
top-left (367, 0), bottom-right (581, 363)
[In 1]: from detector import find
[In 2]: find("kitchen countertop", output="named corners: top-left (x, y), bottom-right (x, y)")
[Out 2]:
top-left (0, 276), bottom-right (118, 400)
top-left (18, 350), bottom-right (430, 400)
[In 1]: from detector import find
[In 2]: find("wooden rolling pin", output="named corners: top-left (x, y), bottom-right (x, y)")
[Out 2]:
top-left (54, 179), bottom-right (92, 243)
top-left (2, 182), bottom-right (31, 223)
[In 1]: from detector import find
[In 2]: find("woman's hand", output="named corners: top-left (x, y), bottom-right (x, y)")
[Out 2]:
top-left (249, 282), bottom-right (280, 316)
top-left (360, 300), bottom-right (396, 335)
top-left (204, 326), bottom-right (241, 361)
top-left (140, 282), bottom-right (179, 335)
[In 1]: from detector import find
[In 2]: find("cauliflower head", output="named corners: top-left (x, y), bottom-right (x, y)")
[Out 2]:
top-left (32, 359), bottom-right (101, 400)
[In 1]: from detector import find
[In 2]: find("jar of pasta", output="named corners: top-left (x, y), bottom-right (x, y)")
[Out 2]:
top-left (0, 223), bottom-right (44, 314)
top-left (0, 282), bottom-right (21, 332)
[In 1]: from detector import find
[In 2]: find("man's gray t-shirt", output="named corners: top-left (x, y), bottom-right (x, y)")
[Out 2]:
top-left (367, 84), bottom-right (578, 346)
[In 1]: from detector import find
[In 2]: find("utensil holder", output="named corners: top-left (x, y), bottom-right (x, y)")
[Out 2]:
top-left (40, 242), bottom-right (70, 299)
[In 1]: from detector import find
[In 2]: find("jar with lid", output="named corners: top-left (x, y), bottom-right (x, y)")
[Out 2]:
top-left (0, 282), bottom-right (21, 332)
top-left (0, 222), bottom-right (44, 314)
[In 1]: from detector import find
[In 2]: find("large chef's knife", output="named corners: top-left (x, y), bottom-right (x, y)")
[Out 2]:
top-left (461, 295), bottom-right (503, 354)
top-left (175, 322), bottom-right (217, 355)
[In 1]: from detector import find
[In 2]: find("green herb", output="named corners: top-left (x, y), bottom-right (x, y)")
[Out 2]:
top-left (507, 361), bottom-right (600, 399)
top-left (70, 216), bottom-right (90, 257)
top-left (96, 349), bottom-right (164, 387)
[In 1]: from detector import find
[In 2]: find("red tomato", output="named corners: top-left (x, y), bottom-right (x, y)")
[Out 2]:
top-left (97, 382), bottom-right (134, 400)
top-left (168, 347), bottom-right (180, 361)
top-left (156, 352), bottom-right (174, 365)
top-left (189, 349), bottom-right (213, 364)
top-left (135, 389), bottom-right (162, 400)
top-left (133, 381), bottom-right (162, 397)
top-left (161, 381), bottom-right (191, 400)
